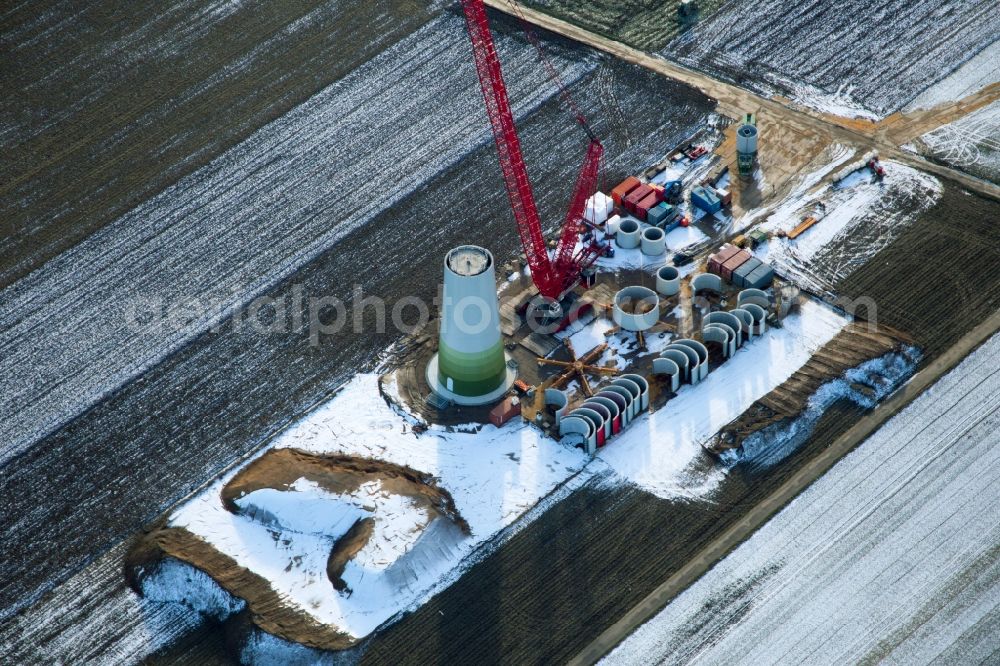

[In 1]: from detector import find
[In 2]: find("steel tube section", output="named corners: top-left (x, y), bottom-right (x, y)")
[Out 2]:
top-left (559, 415), bottom-right (594, 454)
top-left (613, 286), bottom-right (660, 332)
top-left (640, 226), bottom-right (666, 256)
top-left (691, 272), bottom-right (723, 294)
top-left (655, 265), bottom-right (680, 296)
top-left (582, 400), bottom-right (614, 439)
top-left (743, 303), bottom-right (767, 335)
top-left (652, 357), bottom-right (680, 393)
top-left (675, 339), bottom-right (709, 381)
top-left (616, 219), bottom-right (641, 249)
top-left (703, 323), bottom-right (736, 358)
top-left (664, 343), bottom-right (700, 384)
top-left (603, 386), bottom-right (635, 426)
top-left (612, 378), bottom-right (642, 419)
top-left (730, 308), bottom-right (754, 341)
top-left (544, 388), bottom-right (569, 425)
top-left (596, 391), bottom-right (627, 434)
top-left (704, 311), bottom-right (744, 347)
top-left (659, 349), bottom-right (690, 382)
top-left (572, 407), bottom-right (606, 448)
top-left (738, 288), bottom-right (769, 310)
top-left (427, 246), bottom-right (516, 405)
top-left (620, 373), bottom-right (650, 411)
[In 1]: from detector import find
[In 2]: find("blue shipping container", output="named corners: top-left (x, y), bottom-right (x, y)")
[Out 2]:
top-left (691, 186), bottom-right (722, 214)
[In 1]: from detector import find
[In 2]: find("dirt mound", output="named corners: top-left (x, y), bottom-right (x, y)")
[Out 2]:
top-left (126, 450), bottom-right (469, 650)
top-left (223, 448), bottom-right (469, 534)
top-left (707, 322), bottom-right (910, 453)
top-left (126, 526), bottom-right (356, 651)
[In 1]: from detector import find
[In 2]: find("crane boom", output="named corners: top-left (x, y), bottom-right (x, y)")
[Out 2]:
top-left (458, 0), bottom-right (603, 300)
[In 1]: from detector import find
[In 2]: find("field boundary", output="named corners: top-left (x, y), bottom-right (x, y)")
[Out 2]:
top-left (483, 0), bottom-right (1000, 204)
top-left (570, 307), bottom-right (1000, 664)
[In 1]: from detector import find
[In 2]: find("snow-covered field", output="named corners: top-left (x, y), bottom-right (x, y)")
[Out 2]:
top-left (161, 374), bottom-right (590, 639)
top-left (664, 0), bottom-right (1000, 118)
top-left (902, 37), bottom-right (1000, 185)
top-left (0, 13), bottom-right (598, 466)
top-left (905, 38), bottom-right (1000, 112)
top-left (0, 542), bottom-right (209, 664)
top-left (915, 101), bottom-right (1000, 185)
top-left (747, 156), bottom-right (942, 294)
top-left (604, 332), bottom-right (1000, 665)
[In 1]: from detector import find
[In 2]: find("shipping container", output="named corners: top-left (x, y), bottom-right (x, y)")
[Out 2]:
top-left (707, 243), bottom-right (742, 275)
top-left (732, 257), bottom-right (763, 287)
top-left (489, 397), bottom-right (521, 427)
top-left (691, 186), bottom-right (722, 214)
top-left (647, 202), bottom-right (675, 226)
top-left (624, 184), bottom-right (654, 215)
top-left (611, 177), bottom-right (641, 208)
top-left (744, 263), bottom-right (775, 289)
top-left (720, 250), bottom-right (753, 282)
top-left (636, 191), bottom-right (660, 221)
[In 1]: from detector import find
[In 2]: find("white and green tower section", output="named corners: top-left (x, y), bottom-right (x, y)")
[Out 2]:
top-left (426, 245), bottom-right (516, 406)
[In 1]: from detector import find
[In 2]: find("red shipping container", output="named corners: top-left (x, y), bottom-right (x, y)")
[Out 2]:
top-left (720, 250), bottom-right (753, 282)
top-left (489, 397), bottom-right (521, 427)
top-left (647, 184), bottom-right (666, 204)
top-left (707, 243), bottom-right (741, 275)
top-left (636, 191), bottom-right (660, 220)
top-left (624, 184), bottom-right (653, 214)
top-left (611, 177), bottom-right (641, 207)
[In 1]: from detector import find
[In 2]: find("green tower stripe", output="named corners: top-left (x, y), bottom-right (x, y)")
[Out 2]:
top-left (438, 340), bottom-right (507, 397)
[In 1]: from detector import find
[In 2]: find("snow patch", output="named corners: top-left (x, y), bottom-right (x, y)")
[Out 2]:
top-left (168, 375), bottom-right (589, 639)
top-left (140, 557), bottom-right (246, 622)
top-left (597, 299), bottom-right (848, 499)
top-left (727, 347), bottom-right (921, 470)
top-left (750, 160), bottom-right (941, 294)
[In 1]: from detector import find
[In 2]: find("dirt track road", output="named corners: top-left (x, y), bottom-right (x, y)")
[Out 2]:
top-left (477, 3), bottom-right (1000, 662)
top-left (484, 0), bottom-right (1000, 203)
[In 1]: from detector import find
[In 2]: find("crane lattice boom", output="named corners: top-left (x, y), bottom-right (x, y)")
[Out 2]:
top-left (459, 0), bottom-right (603, 300)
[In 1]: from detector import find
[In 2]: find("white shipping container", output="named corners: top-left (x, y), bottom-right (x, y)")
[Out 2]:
top-left (606, 214), bottom-right (622, 235)
top-left (586, 193), bottom-right (614, 224)
top-left (599, 192), bottom-right (614, 216)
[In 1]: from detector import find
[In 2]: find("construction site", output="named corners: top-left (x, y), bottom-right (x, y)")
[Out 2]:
top-left (2, 0), bottom-right (999, 665)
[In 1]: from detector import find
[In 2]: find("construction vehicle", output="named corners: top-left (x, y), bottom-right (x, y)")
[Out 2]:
top-left (458, 0), bottom-right (604, 316)
top-left (868, 155), bottom-right (886, 181)
top-left (661, 179), bottom-right (683, 204)
top-left (747, 229), bottom-right (769, 248)
top-left (673, 252), bottom-right (693, 266)
top-left (684, 144), bottom-right (708, 161)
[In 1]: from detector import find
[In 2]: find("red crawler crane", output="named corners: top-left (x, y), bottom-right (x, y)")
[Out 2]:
top-left (459, 0), bottom-right (604, 306)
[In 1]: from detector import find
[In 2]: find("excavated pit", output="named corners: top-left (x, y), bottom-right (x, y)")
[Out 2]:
top-left (126, 449), bottom-right (470, 650)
